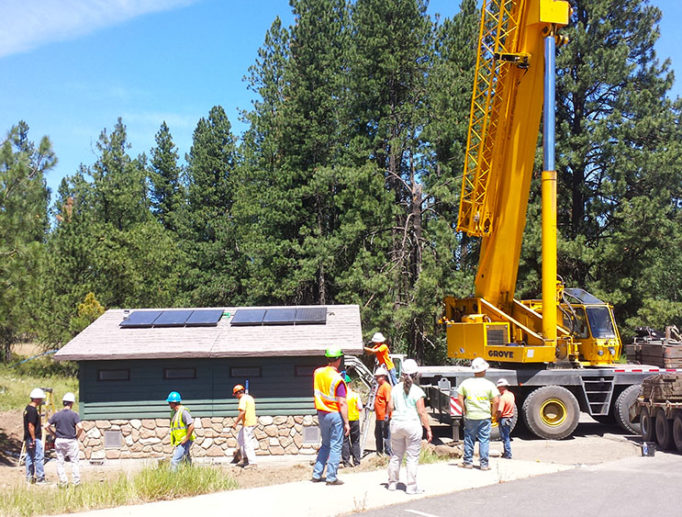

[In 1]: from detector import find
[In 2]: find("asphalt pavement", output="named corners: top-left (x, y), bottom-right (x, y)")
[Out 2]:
top-left (359, 452), bottom-right (682, 517)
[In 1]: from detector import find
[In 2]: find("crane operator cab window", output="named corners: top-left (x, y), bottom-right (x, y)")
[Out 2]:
top-left (585, 306), bottom-right (617, 339)
top-left (564, 308), bottom-right (589, 339)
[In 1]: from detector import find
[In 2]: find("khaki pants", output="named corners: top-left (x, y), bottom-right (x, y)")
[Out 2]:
top-left (388, 420), bottom-right (422, 493)
top-left (55, 438), bottom-right (80, 485)
top-left (238, 426), bottom-right (256, 464)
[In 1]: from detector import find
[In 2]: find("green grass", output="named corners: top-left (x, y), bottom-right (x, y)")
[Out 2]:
top-left (0, 360), bottom-right (78, 412)
top-left (0, 464), bottom-right (238, 517)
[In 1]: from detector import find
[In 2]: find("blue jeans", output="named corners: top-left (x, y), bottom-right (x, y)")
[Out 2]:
top-left (25, 438), bottom-right (45, 482)
top-left (463, 418), bottom-right (491, 467)
top-left (313, 411), bottom-right (343, 482)
top-left (170, 441), bottom-right (192, 470)
top-left (388, 368), bottom-right (398, 385)
top-left (499, 417), bottom-right (512, 458)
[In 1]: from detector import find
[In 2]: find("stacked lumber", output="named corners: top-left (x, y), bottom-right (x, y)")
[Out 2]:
top-left (626, 342), bottom-right (682, 368)
top-left (641, 374), bottom-right (682, 402)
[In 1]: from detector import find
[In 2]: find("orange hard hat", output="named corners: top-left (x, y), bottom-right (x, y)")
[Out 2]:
top-left (233, 384), bottom-right (245, 394)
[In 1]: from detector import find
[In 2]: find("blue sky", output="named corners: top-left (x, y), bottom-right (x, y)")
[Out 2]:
top-left (1, 0), bottom-right (680, 197)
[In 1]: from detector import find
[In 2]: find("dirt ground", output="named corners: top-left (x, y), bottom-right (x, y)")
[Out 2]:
top-left (0, 410), bottom-right (642, 491)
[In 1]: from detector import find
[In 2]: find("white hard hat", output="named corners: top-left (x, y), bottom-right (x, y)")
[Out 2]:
top-left (30, 388), bottom-right (46, 400)
top-left (402, 359), bottom-right (419, 375)
top-left (371, 332), bottom-right (386, 343)
top-left (62, 392), bottom-right (76, 403)
top-left (375, 366), bottom-right (389, 377)
top-left (471, 357), bottom-right (489, 373)
top-left (496, 378), bottom-right (509, 387)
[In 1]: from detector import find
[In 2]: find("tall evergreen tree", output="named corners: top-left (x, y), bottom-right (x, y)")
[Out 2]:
top-left (149, 121), bottom-right (183, 232)
top-left (0, 122), bottom-right (54, 361)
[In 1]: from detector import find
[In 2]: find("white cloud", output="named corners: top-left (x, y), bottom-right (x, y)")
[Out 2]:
top-left (0, 0), bottom-right (199, 58)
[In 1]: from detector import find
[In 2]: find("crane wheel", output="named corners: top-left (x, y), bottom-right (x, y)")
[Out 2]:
top-left (655, 409), bottom-right (674, 451)
top-left (522, 386), bottom-right (579, 440)
top-left (640, 407), bottom-right (655, 442)
top-left (614, 385), bottom-right (642, 435)
top-left (672, 411), bottom-right (682, 454)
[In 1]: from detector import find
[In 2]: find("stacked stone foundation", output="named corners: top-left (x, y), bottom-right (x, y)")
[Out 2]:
top-left (81, 415), bottom-right (319, 461)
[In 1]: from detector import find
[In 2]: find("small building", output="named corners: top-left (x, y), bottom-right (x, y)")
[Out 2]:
top-left (54, 305), bottom-right (362, 461)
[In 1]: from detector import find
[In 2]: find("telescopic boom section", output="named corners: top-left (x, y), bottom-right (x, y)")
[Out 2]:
top-left (457, 0), bottom-right (568, 310)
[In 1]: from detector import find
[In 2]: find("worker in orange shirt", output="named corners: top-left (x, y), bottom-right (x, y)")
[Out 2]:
top-left (495, 378), bottom-right (515, 459)
top-left (373, 367), bottom-right (392, 456)
top-left (364, 332), bottom-right (397, 385)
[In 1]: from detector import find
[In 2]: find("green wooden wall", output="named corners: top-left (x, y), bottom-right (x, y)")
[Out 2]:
top-left (79, 356), bottom-right (326, 420)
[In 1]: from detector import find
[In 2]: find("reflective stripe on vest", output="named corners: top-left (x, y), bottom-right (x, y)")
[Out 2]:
top-left (314, 366), bottom-right (345, 412)
top-left (347, 389), bottom-right (360, 421)
top-left (170, 405), bottom-right (195, 446)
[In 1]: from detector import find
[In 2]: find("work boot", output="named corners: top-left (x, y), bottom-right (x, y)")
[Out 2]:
top-left (326, 479), bottom-right (344, 486)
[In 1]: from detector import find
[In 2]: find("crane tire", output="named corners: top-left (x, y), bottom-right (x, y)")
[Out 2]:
top-left (655, 409), bottom-right (674, 451)
top-left (614, 385), bottom-right (642, 435)
top-left (522, 386), bottom-right (580, 440)
top-left (640, 407), bottom-right (655, 442)
top-left (672, 412), bottom-right (682, 454)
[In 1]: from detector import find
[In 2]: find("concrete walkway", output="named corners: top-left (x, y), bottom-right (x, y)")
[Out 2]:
top-left (69, 459), bottom-right (572, 517)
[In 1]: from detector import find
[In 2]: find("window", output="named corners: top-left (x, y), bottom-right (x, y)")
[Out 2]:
top-left (163, 367), bottom-right (197, 380)
top-left (586, 306), bottom-right (617, 339)
top-left (97, 369), bottom-right (130, 381)
top-left (230, 367), bottom-right (262, 378)
top-left (295, 365), bottom-right (317, 377)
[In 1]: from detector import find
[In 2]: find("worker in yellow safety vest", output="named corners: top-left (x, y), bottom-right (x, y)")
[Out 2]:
top-left (341, 373), bottom-right (363, 467)
top-left (167, 391), bottom-right (195, 470)
top-left (311, 347), bottom-right (350, 486)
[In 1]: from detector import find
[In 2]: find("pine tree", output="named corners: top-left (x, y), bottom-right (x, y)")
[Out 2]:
top-left (149, 121), bottom-right (183, 232)
top-left (0, 122), bottom-right (54, 361)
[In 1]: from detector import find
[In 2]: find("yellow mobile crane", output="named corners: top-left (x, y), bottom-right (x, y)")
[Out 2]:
top-left (419, 0), bottom-right (681, 439)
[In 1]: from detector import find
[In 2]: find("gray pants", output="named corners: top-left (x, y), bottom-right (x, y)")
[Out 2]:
top-left (388, 419), bottom-right (422, 493)
top-left (55, 438), bottom-right (80, 485)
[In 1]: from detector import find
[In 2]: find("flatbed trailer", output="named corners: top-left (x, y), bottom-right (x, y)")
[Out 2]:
top-left (637, 373), bottom-right (682, 453)
top-left (418, 364), bottom-right (682, 440)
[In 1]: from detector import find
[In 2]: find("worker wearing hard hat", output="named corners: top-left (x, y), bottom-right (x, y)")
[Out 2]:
top-left (312, 346), bottom-right (350, 486)
top-left (456, 358), bottom-right (500, 470)
top-left (47, 392), bottom-right (83, 486)
top-left (233, 384), bottom-right (257, 469)
top-left (166, 391), bottom-right (196, 470)
top-left (496, 378), bottom-right (515, 459)
top-left (374, 366), bottom-right (393, 456)
top-left (364, 332), bottom-right (398, 385)
top-left (23, 388), bottom-right (47, 484)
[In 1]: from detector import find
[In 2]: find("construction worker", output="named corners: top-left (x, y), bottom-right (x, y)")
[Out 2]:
top-left (46, 392), bottom-right (83, 487)
top-left (312, 347), bottom-right (350, 486)
top-left (496, 378), bottom-right (515, 459)
top-left (457, 358), bottom-right (499, 470)
top-left (341, 374), bottom-right (363, 467)
top-left (374, 366), bottom-right (392, 456)
top-left (388, 359), bottom-right (432, 495)
top-left (23, 388), bottom-right (47, 484)
top-left (166, 391), bottom-right (195, 470)
top-left (364, 332), bottom-right (397, 384)
top-left (232, 384), bottom-right (257, 469)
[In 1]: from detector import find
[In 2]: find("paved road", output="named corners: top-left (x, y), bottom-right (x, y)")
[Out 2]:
top-left (360, 452), bottom-right (681, 517)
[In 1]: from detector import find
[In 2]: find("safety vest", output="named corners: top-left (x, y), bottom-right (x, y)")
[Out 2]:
top-left (347, 389), bottom-right (360, 421)
top-left (170, 405), bottom-right (196, 446)
top-left (314, 366), bottom-right (345, 412)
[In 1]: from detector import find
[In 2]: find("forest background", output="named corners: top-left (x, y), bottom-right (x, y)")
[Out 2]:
top-left (1, 0), bottom-right (681, 363)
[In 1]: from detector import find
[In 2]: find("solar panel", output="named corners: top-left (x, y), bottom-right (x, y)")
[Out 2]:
top-left (263, 308), bottom-right (297, 325)
top-left (295, 307), bottom-right (327, 325)
top-left (186, 309), bottom-right (224, 327)
top-left (119, 310), bottom-right (163, 328)
top-left (153, 310), bottom-right (194, 327)
top-left (230, 309), bottom-right (266, 326)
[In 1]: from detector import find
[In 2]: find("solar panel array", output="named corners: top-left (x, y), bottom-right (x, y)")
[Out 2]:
top-left (231, 307), bottom-right (327, 327)
top-left (120, 309), bottom-right (223, 328)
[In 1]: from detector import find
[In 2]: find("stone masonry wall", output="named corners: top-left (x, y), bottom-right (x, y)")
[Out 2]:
top-left (81, 415), bottom-right (320, 461)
